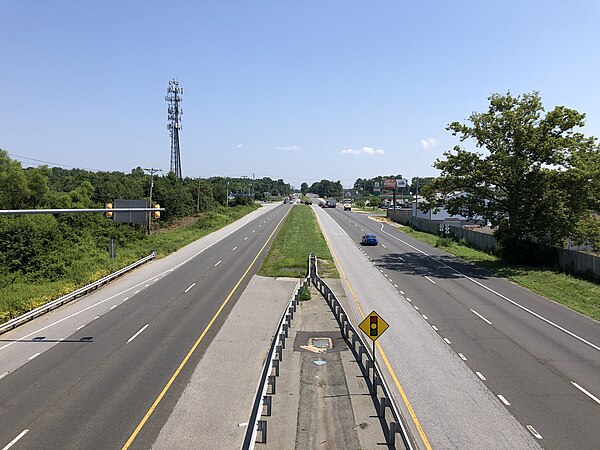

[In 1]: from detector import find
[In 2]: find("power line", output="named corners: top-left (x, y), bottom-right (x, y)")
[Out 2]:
top-left (7, 153), bottom-right (101, 172)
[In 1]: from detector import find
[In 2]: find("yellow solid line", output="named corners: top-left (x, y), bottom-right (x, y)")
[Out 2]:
top-left (122, 208), bottom-right (290, 449)
top-left (316, 211), bottom-right (432, 450)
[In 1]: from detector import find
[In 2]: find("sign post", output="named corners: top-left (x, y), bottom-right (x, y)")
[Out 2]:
top-left (359, 311), bottom-right (390, 391)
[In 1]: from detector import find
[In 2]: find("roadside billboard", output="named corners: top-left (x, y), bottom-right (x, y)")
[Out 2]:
top-left (383, 179), bottom-right (396, 189)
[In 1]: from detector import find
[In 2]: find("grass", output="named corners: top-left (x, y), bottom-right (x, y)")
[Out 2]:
top-left (259, 205), bottom-right (338, 278)
top-left (398, 224), bottom-right (600, 321)
top-left (0, 204), bottom-right (259, 323)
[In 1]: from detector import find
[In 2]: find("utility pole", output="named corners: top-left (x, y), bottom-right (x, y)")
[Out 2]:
top-left (226, 180), bottom-right (230, 207)
top-left (166, 79), bottom-right (183, 180)
top-left (196, 177), bottom-right (201, 213)
top-left (144, 167), bottom-right (161, 233)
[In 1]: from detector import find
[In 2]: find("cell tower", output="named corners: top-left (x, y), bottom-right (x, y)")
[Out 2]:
top-left (165, 78), bottom-right (183, 180)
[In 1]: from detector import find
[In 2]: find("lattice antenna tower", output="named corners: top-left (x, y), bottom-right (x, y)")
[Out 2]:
top-left (166, 78), bottom-right (183, 180)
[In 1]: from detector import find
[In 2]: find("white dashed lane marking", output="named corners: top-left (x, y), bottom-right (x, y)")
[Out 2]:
top-left (498, 395), bottom-right (511, 406)
top-left (127, 324), bottom-right (149, 344)
top-left (572, 381), bottom-right (600, 405)
top-left (185, 283), bottom-right (196, 293)
top-left (476, 371), bottom-right (486, 381)
top-left (470, 308), bottom-right (492, 325)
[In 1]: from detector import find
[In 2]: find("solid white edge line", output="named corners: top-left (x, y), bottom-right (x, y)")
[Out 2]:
top-left (377, 223), bottom-right (600, 353)
top-left (28, 352), bottom-right (40, 361)
top-left (127, 324), bottom-right (149, 344)
top-left (571, 381), bottom-right (600, 405)
top-left (2, 429), bottom-right (29, 450)
top-left (527, 425), bottom-right (543, 439)
top-left (498, 394), bottom-right (511, 406)
top-left (470, 308), bottom-right (493, 325)
top-left (184, 282), bottom-right (196, 293)
top-left (476, 371), bottom-right (486, 380)
top-left (424, 276), bottom-right (436, 284)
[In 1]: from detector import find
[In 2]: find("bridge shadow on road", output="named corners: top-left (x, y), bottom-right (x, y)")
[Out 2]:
top-left (374, 251), bottom-right (500, 281)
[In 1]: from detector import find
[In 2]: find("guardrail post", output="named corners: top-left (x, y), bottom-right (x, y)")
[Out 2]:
top-left (286, 313), bottom-right (291, 327)
top-left (283, 323), bottom-right (289, 338)
top-left (267, 375), bottom-right (276, 395)
top-left (272, 359), bottom-right (280, 377)
top-left (288, 305), bottom-right (294, 320)
top-left (279, 333), bottom-right (286, 349)
top-left (379, 396), bottom-right (389, 417)
top-left (257, 420), bottom-right (268, 444)
top-left (276, 344), bottom-right (283, 362)
top-left (262, 395), bottom-right (272, 416)
top-left (387, 421), bottom-right (398, 445)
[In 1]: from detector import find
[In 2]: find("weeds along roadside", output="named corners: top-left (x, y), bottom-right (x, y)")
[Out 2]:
top-left (0, 204), bottom-right (259, 324)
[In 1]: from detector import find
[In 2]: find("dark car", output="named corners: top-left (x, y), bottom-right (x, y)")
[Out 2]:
top-left (361, 234), bottom-right (378, 245)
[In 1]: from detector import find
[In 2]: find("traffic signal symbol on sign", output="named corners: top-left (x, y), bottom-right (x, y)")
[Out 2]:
top-left (359, 311), bottom-right (389, 341)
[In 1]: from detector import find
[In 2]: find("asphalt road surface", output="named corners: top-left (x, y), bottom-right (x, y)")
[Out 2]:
top-left (0, 203), bottom-right (290, 450)
top-left (319, 205), bottom-right (600, 450)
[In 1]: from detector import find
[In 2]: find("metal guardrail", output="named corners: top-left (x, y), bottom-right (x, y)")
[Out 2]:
top-left (0, 252), bottom-right (156, 335)
top-left (242, 276), bottom-right (308, 449)
top-left (309, 254), bottom-right (414, 450)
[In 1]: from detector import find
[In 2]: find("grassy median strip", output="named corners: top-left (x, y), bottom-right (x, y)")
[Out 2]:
top-left (398, 224), bottom-right (600, 321)
top-left (259, 205), bottom-right (338, 278)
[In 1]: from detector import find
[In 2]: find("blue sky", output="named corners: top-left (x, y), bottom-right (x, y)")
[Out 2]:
top-left (2, 1), bottom-right (599, 188)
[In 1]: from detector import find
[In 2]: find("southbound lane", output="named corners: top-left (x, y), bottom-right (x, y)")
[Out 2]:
top-left (324, 207), bottom-right (600, 449)
top-left (0, 204), bottom-right (291, 450)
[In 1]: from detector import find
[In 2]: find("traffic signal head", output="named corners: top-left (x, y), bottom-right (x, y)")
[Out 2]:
top-left (370, 315), bottom-right (378, 336)
top-left (153, 204), bottom-right (161, 219)
top-left (105, 203), bottom-right (113, 219)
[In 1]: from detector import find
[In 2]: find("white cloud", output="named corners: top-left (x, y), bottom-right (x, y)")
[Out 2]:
top-left (235, 143), bottom-right (244, 149)
top-left (277, 145), bottom-right (301, 151)
top-left (340, 146), bottom-right (384, 156)
top-left (420, 138), bottom-right (439, 150)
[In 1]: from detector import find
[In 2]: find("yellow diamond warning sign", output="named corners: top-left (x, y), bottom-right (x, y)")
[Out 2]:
top-left (359, 311), bottom-right (389, 342)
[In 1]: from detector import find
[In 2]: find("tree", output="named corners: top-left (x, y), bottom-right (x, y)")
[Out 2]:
top-left (0, 150), bottom-right (30, 209)
top-left (422, 91), bottom-right (600, 261)
top-left (300, 182), bottom-right (308, 195)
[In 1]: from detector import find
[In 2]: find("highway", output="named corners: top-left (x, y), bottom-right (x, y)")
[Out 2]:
top-left (317, 205), bottom-right (600, 450)
top-left (0, 203), bottom-right (290, 450)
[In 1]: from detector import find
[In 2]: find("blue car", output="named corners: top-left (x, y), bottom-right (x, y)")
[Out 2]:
top-left (361, 234), bottom-right (378, 245)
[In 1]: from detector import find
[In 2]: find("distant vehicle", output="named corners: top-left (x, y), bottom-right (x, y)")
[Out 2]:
top-left (343, 200), bottom-right (351, 211)
top-left (361, 234), bottom-right (378, 245)
top-left (327, 198), bottom-right (337, 208)
top-left (319, 201), bottom-right (325, 207)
